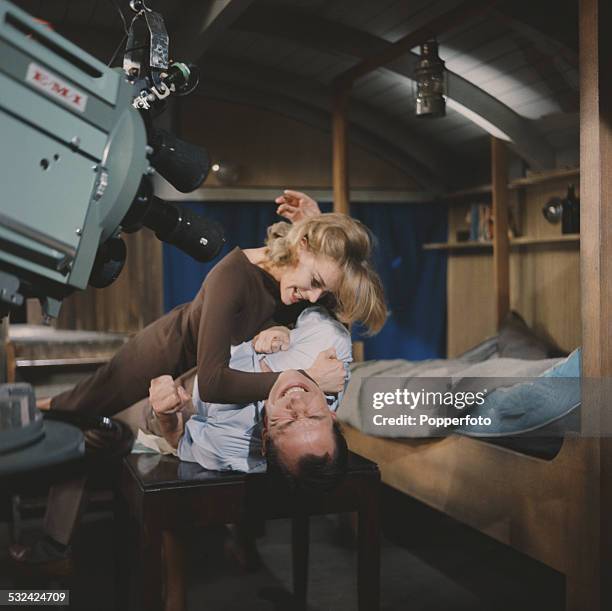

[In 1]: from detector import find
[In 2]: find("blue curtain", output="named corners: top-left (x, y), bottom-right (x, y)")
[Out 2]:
top-left (164, 202), bottom-right (284, 310)
top-left (350, 202), bottom-right (447, 360)
top-left (163, 200), bottom-right (447, 360)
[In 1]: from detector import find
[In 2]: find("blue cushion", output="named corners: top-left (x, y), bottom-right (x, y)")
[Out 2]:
top-left (541, 348), bottom-right (581, 378)
top-left (455, 349), bottom-right (581, 437)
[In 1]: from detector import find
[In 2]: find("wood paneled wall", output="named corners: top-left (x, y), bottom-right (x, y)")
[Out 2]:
top-left (509, 179), bottom-right (581, 352)
top-left (180, 97), bottom-right (419, 190)
top-left (447, 176), bottom-right (581, 356)
top-left (51, 229), bottom-right (164, 333)
top-left (446, 243), bottom-right (496, 356)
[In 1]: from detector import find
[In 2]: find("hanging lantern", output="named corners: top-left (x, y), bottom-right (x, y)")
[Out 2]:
top-left (415, 40), bottom-right (446, 118)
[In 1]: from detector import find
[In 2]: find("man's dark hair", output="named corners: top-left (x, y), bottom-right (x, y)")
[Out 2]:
top-left (267, 422), bottom-right (348, 494)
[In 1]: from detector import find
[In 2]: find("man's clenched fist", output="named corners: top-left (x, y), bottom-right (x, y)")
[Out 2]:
top-left (149, 375), bottom-right (191, 416)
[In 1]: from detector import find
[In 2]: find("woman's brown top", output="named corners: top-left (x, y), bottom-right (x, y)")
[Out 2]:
top-left (51, 247), bottom-right (302, 415)
top-left (184, 247), bottom-right (285, 403)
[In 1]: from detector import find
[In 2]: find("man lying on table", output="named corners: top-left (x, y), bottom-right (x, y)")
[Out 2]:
top-left (149, 304), bottom-right (351, 490)
top-left (10, 305), bottom-right (351, 576)
top-left (137, 304), bottom-right (353, 610)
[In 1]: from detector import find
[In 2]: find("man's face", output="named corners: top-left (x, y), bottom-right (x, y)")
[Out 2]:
top-left (263, 370), bottom-right (337, 473)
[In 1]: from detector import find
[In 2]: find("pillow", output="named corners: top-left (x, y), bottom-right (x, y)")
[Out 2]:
top-left (456, 335), bottom-right (499, 363)
top-left (498, 312), bottom-right (567, 360)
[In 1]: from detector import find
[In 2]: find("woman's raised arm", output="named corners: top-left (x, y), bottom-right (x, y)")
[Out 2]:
top-left (274, 190), bottom-right (322, 223)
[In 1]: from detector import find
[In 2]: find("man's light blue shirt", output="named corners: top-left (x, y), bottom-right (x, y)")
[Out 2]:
top-left (177, 306), bottom-right (352, 473)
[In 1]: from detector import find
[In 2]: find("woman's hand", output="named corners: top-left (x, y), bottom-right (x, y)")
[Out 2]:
top-left (275, 190), bottom-right (321, 223)
top-left (306, 347), bottom-right (345, 394)
top-left (252, 326), bottom-right (290, 353)
top-left (149, 375), bottom-right (191, 416)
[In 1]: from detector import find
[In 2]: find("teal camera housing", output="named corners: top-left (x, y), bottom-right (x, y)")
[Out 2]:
top-left (0, 0), bottom-right (148, 317)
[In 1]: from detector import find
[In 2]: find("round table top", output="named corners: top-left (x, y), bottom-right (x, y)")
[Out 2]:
top-left (0, 420), bottom-right (84, 478)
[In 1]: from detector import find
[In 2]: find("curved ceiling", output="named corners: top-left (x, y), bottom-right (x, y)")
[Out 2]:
top-left (231, 5), bottom-right (556, 169)
top-left (12, 0), bottom-right (580, 188)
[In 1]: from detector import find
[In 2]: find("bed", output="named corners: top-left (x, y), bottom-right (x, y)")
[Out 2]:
top-left (335, 238), bottom-right (597, 611)
top-left (338, 328), bottom-right (586, 604)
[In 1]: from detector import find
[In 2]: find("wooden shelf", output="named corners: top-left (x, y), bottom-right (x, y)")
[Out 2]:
top-left (442, 167), bottom-right (581, 202)
top-left (511, 234), bottom-right (580, 246)
top-left (423, 234), bottom-right (580, 251)
top-left (442, 184), bottom-right (492, 201)
top-left (508, 168), bottom-right (580, 190)
top-left (423, 241), bottom-right (492, 251)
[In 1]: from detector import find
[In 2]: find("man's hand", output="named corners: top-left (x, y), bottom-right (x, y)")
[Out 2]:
top-left (149, 375), bottom-right (191, 416)
top-left (259, 357), bottom-right (273, 373)
top-left (252, 326), bottom-right (290, 354)
top-left (306, 347), bottom-right (345, 394)
top-left (148, 375), bottom-right (190, 449)
top-left (36, 397), bottom-right (51, 411)
top-left (275, 190), bottom-right (321, 223)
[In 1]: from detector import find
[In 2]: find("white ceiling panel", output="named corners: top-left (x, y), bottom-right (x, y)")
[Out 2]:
top-left (480, 65), bottom-right (547, 97)
top-left (445, 38), bottom-right (519, 76)
top-left (438, 17), bottom-right (506, 61)
top-left (351, 72), bottom-right (400, 99)
top-left (462, 50), bottom-right (533, 86)
top-left (512, 98), bottom-right (563, 119)
top-left (497, 82), bottom-right (563, 109)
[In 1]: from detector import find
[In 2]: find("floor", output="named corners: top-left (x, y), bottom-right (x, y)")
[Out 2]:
top-left (0, 485), bottom-right (564, 611)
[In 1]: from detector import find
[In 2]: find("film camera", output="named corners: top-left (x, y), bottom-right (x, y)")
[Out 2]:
top-left (0, 0), bottom-right (225, 320)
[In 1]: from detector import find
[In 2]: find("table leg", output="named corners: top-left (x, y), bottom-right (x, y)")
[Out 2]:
top-left (113, 492), bottom-right (131, 611)
top-left (358, 482), bottom-right (380, 611)
top-left (292, 515), bottom-right (310, 608)
top-left (162, 531), bottom-right (186, 611)
top-left (140, 521), bottom-right (163, 611)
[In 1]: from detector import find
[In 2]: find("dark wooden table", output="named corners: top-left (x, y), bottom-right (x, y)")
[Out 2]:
top-left (118, 451), bottom-right (380, 611)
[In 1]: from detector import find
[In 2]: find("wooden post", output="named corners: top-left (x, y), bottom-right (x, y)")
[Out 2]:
top-left (332, 87), bottom-right (350, 214)
top-left (580, 2), bottom-right (612, 374)
top-left (490, 136), bottom-right (509, 327)
top-left (574, 0), bottom-right (612, 609)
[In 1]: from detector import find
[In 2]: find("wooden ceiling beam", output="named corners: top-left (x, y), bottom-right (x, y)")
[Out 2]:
top-left (334, 0), bottom-right (497, 89)
top-left (332, 89), bottom-right (350, 213)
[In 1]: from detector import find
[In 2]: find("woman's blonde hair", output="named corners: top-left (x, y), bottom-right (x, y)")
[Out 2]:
top-left (265, 214), bottom-right (387, 334)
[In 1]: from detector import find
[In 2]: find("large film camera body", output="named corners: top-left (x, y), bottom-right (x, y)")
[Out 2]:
top-left (0, 0), bottom-right (224, 320)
